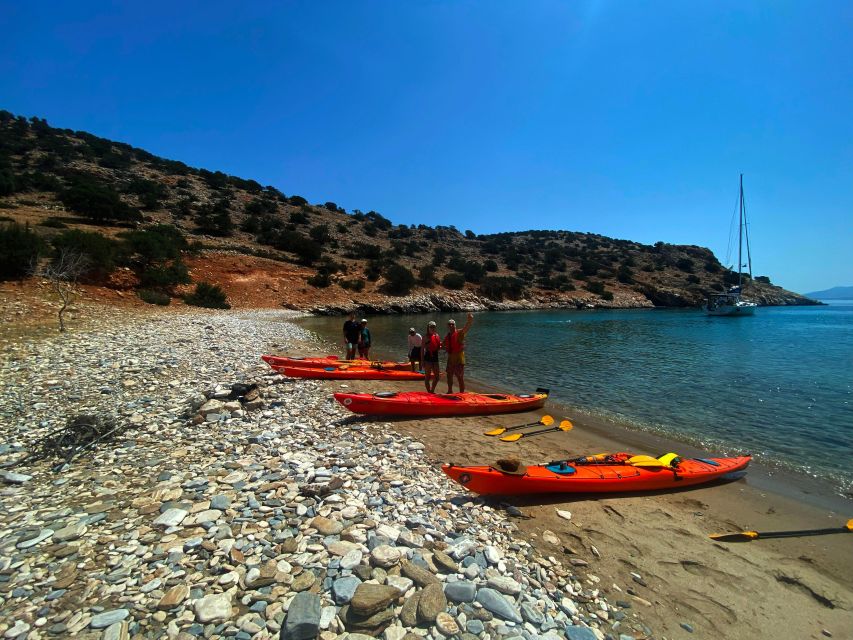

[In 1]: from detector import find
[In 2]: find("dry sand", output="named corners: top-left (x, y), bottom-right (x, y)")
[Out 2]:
top-left (314, 373), bottom-right (853, 640)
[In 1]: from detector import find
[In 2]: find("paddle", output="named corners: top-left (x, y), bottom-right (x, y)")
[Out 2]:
top-left (484, 415), bottom-right (554, 436)
top-left (500, 420), bottom-right (573, 442)
top-left (709, 519), bottom-right (853, 543)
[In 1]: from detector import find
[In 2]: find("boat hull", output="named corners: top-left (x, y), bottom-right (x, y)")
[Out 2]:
top-left (262, 355), bottom-right (411, 371)
top-left (274, 366), bottom-right (424, 381)
top-left (442, 456), bottom-right (752, 495)
top-left (334, 391), bottom-right (547, 416)
top-left (706, 303), bottom-right (757, 316)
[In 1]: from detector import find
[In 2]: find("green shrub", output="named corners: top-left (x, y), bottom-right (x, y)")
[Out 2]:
top-left (365, 259), bottom-right (383, 281)
top-left (442, 272), bottom-right (465, 290)
top-left (601, 291), bottom-right (614, 301)
top-left (340, 278), bottom-right (365, 292)
top-left (676, 257), bottom-right (694, 273)
top-left (123, 224), bottom-right (187, 264)
top-left (686, 274), bottom-right (700, 284)
top-left (585, 280), bottom-right (606, 295)
top-left (309, 224), bottom-right (330, 244)
top-left (60, 177), bottom-right (141, 223)
top-left (704, 261), bottom-right (721, 273)
top-left (484, 259), bottom-right (498, 272)
top-left (273, 230), bottom-right (322, 265)
top-left (289, 211), bottom-right (309, 225)
top-left (139, 260), bottom-right (191, 289)
top-left (39, 217), bottom-right (68, 228)
top-left (184, 282), bottom-right (231, 309)
top-left (137, 289), bottom-right (171, 305)
top-left (194, 199), bottom-right (232, 236)
top-left (0, 222), bottom-right (45, 280)
top-left (307, 272), bottom-right (331, 288)
top-left (51, 230), bottom-right (118, 280)
top-left (417, 265), bottom-right (436, 287)
top-left (384, 264), bottom-right (415, 295)
top-left (479, 276), bottom-right (526, 301)
top-left (617, 265), bottom-right (634, 284)
top-left (345, 241), bottom-right (382, 260)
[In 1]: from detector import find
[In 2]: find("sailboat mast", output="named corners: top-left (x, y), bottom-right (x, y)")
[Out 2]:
top-left (738, 173), bottom-right (743, 289)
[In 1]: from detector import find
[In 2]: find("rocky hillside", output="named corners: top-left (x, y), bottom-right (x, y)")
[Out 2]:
top-left (0, 111), bottom-right (818, 312)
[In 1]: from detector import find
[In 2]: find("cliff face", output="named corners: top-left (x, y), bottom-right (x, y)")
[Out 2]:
top-left (0, 111), bottom-right (819, 312)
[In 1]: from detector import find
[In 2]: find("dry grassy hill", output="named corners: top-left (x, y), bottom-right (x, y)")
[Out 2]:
top-left (0, 111), bottom-right (817, 312)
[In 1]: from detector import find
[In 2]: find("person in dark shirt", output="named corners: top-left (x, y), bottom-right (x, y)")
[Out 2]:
top-left (343, 312), bottom-right (360, 359)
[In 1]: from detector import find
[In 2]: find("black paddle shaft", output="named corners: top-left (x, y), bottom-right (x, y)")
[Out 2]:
top-left (757, 527), bottom-right (851, 540)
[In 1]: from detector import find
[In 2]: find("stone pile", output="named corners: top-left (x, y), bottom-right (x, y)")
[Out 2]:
top-left (0, 309), bottom-right (652, 639)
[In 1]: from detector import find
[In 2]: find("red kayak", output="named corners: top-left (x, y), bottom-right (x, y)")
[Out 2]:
top-left (442, 454), bottom-right (751, 496)
top-left (273, 365), bottom-right (424, 381)
top-left (262, 355), bottom-right (411, 371)
top-left (334, 390), bottom-right (548, 416)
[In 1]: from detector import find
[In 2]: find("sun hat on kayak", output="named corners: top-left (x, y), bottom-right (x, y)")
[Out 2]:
top-left (491, 458), bottom-right (528, 476)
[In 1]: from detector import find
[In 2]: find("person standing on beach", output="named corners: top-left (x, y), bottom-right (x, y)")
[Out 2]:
top-left (444, 312), bottom-right (473, 393)
top-left (422, 321), bottom-right (441, 392)
top-left (343, 312), bottom-right (360, 360)
top-left (357, 319), bottom-right (372, 359)
top-left (407, 327), bottom-right (423, 372)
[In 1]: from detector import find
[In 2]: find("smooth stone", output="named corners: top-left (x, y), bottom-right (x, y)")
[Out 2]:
top-left (311, 516), bottom-right (343, 536)
top-left (351, 584), bottom-right (401, 616)
top-left (432, 550), bottom-right (458, 574)
top-left (474, 588), bottom-right (523, 624)
top-left (210, 494), bottom-right (231, 510)
top-left (556, 509), bottom-right (572, 521)
top-left (194, 593), bottom-right (232, 623)
top-left (16, 529), bottom-right (54, 549)
top-left (284, 592), bottom-right (321, 640)
top-left (333, 576), bottom-right (362, 605)
top-left (487, 575), bottom-right (522, 596)
top-left (4, 621), bottom-right (30, 638)
top-left (542, 530), bottom-right (560, 545)
top-left (466, 620), bottom-right (485, 635)
top-left (417, 583), bottom-right (447, 623)
top-left (444, 581), bottom-right (477, 603)
top-left (386, 575), bottom-right (413, 594)
top-left (399, 592), bottom-right (421, 627)
top-left (90, 609), bottom-right (129, 629)
top-left (153, 508), bottom-right (188, 529)
top-left (340, 549), bottom-right (363, 569)
top-left (292, 571), bottom-right (316, 592)
top-left (564, 626), bottom-right (598, 640)
top-left (520, 602), bottom-right (544, 625)
top-left (370, 545), bottom-right (401, 568)
top-left (158, 585), bottom-right (189, 610)
top-left (400, 560), bottom-right (439, 587)
top-left (435, 612), bottom-right (459, 636)
top-left (1, 471), bottom-right (32, 484)
top-left (103, 621), bottom-right (128, 640)
top-left (53, 522), bottom-right (87, 542)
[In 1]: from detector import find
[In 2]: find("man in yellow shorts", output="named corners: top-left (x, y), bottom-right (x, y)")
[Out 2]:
top-left (444, 312), bottom-right (473, 393)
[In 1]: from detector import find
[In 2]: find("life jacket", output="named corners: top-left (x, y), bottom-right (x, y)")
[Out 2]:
top-left (444, 330), bottom-right (464, 354)
top-left (425, 333), bottom-right (441, 354)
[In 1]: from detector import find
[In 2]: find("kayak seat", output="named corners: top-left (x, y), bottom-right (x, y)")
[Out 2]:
top-left (374, 392), bottom-right (398, 398)
top-left (484, 395), bottom-right (509, 400)
top-left (545, 462), bottom-right (576, 475)
top-left (657, 452), bottom-right (681, 467)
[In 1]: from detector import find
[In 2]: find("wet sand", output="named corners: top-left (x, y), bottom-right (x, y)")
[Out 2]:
top-left (297, 364), bottom-right (853, 640)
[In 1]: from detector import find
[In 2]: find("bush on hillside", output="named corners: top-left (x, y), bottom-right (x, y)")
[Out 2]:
top-left (273, 230), bottom-right (322, 265)
top-left (479, 276), bottom-right (525, 301)
top-left (484, 259), bottom-right (498, 272)
top-left (194, 199), bottom-right (233, 237)
top-left (0, 222), bottom-right (45, 280)
top-left (137, 289), bottom-right (171, 305)
top-left (184, 282), bottom-right (231, 309)
top-left (345, 241), bottom-right (382, 260)
top-left (417, 265), bottom-right (436, 288)
top-left (309, 223), bottom-right (331, 244)
top-left (51, 230), bottom-right (118, 280)
top-left (441, 272), bottom-right (465, 290)
top-left (676, 257), bottom-right (694, 273)
top-left (139, 260), bottom-right (191, 289)
top-left (123, 224), bottom-right (187, 264)
top-left (384, 264), bottom-right (415, 295)
top-left (306, 272), bottom-right (331, 288)
top-left (585, 280), bottom-right (606, 295)
top-left (340, 278), bottom-right (365, 292)
top-left (60, 177), bottom-right (141, 223)
top-left (39, 217), bottom-right (68, 228)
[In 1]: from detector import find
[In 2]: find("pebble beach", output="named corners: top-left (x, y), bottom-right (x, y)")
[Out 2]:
top-left (1, 307), bottom-right (851, 640)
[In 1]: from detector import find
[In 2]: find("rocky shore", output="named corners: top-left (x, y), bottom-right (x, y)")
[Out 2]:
top-left (0, 309), bottom-right (652, 640)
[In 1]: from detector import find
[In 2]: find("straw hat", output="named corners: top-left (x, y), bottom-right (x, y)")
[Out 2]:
top-left (491, 458), bottom-right (528, 476)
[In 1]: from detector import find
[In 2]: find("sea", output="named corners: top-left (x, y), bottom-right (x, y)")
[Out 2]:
top-left (297, 301), bottom-right (853, 496)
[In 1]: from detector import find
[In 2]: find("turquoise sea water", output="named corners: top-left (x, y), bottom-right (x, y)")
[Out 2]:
top-left (298, 302), bottom-right (853, 495)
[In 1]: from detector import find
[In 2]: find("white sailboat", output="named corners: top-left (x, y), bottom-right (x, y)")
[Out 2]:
top-left (706, 174), bottom-right (758, 316)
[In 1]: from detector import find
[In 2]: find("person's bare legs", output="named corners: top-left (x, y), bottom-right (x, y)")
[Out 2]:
top-left (446, 364), bottom-right (455, 394)
top-left (456, 365), bottom-right (465, 393)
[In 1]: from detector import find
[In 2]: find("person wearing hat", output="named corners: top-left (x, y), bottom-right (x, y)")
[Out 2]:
top-left (444, 312), bottom-right (474, 393)
top-left (357, 319), bottom-right (372, 359)
top-left (422, 320), bottom-right (442, 392)
top-left (407, 327), bottom-right (423, 372)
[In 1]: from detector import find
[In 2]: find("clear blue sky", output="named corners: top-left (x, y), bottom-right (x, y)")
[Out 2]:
top-left (2, 1), bottom-right (851, 292)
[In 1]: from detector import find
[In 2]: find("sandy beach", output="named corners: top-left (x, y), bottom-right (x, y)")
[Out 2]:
top-left (313, 373), bottom-right (853, 640)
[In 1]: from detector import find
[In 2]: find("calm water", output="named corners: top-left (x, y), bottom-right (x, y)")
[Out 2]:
top-left (298, 302), bottom-right (853, 494)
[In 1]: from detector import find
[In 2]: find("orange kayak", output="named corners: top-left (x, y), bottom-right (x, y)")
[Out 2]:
top-left (334, 390), bottom-right (548, 416)
top-left (261, 355), bottom-right (411, 371)
top-left (273, 365), bottom-right (424, 381)
top-left (261, 355), bottom-right (412, 371)
top-left (442, 454), bottom-right (751, 496)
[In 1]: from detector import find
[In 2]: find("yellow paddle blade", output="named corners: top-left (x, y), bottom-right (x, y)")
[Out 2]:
top-left (558, 420), bottom-right (573, 431)
top-left (541, 415), bottom-right (555, 426)
top-left (500, 433), bottom-right (524, 442)
top-left (627, 455), bottom-right (668, 468)
top-left (847, 519), bottom-right (853, 531)
top-left (484, 427), bottom-right (507, 436)
top-left (709, 530), bottom-right (759, 542)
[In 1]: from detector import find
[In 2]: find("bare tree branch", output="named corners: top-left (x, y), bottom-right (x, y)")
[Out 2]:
top-left (30, 248), bottom-right (90, 332)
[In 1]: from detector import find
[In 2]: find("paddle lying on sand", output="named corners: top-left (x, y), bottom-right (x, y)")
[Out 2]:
top-left (709, 518), bottom-right (853, 542)
top-left (484, 415), bottom-right (554, 436)
top-left (500, 420), bottom-right (573, 442)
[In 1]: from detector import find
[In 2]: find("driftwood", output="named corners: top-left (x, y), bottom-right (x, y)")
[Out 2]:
top-left (18, 414), bottom-right (129, 471)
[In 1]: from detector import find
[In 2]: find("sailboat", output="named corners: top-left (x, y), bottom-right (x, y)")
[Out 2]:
top-left (706, 174), bottom-right (758, 316)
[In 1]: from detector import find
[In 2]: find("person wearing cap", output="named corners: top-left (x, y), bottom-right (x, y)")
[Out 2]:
top-left (444, 312), bottom-right (474, 393)
top-left (407, 327), bottom-right (423, 372)
top-left (343, 311), bottom-right (361, 360)
top-left (357, 319), bottom-right (372, 359)
top-left (421, 320), bottom-right (442, 392)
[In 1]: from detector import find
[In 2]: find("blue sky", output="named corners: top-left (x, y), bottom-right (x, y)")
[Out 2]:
top-left (2, 1), bottom-right (851, 292)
